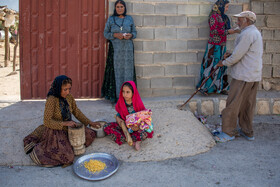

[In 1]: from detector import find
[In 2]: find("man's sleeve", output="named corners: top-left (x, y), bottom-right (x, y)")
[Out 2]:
top-left (222, 33), bottom-right (252, 66)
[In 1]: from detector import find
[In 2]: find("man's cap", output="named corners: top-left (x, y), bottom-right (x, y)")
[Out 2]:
top-left (233, 11), bottom-right (256, 22)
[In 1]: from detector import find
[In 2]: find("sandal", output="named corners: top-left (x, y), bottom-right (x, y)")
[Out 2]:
top-left (214, 132), bottom-right (235, 143)
top-left (238, 129), bottom-right (255, 141)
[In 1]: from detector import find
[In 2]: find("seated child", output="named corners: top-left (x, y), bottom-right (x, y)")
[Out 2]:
top-left (104, 81), bottom-right (153, 151)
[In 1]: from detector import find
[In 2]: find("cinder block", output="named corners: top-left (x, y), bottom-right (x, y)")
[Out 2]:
top-left (108, 2), bottom-right (114, 15)
top-left (136, 78), bottom-right (151, 89)
top-left (154, 53), bottom-right (176, 64)
top-left (261, 29), bottom-right (273, 40)
top-left (226, 40), bottom-right (235, 51)
top-left (173, 77), bottom-right (195, 88)
top-left (176, 52), bottom-right (197, 63)
top-left (131, 15), bottom-right (143, 27)
top-left (256, 100), bottom-right (270, 115)
top-left (198, 27), bottom-right (210, 38)
top-left (266, 15), bottom-right (280, 28)
top-left (133, 3), bottom-right (154, 14)
top-left (251, 1), bottom-right (264, 14)
top-left (143, 66), bottom-right (165, 77)
top-left (125, 2), bottom-right (133, 15)
top-left (262, 54), bottom-right (272, 65)
top-left (134, 41), bottom-right (143, 51)
top-left (188, 101), bottom-right (198, 114)
top-left (137, 28), bottom-right (154, 40)
top-left (143, 41), bottom-right (165, 52)
top-left (152, 88), bottom-right (176, 97)
top-left (138, 88), bottom-right (152, 98)
top-left (264, 2), bottom-right (280, 15)
top-left (219, 100), bottom-right (226, 114)
top-left (227, 33), bottom-right (237, 41)
top-left (155, 3), bottom-right (177, 15)
top-left (135, 53), bottom-right (153, 65)
top-left (201, 100), bottom-right (214, 116)
top-left (143, 15), bottom-right (165, 26)
top-left (255, 15), bottom-right (266, 28)
top-left (151, 77), bottom-right (172, 88)
top-left (187, 64), bottom-right (201, 76)
top-left (176, 88), bottom-right (195, 95)
top-left (166, 40), bottom-right (188, 51)
top-left (187, 40), bottom-right (208, 50)
top-left (227, 5), bottom-right (243, 15)
top-left (273, 101), bottom-right (280, 114)
top-left (273, 66), bottom-right (280, 78)
top-left (165, 65), bottom-right (187, 76)
top-left (272, 54), bottom-right (280, 65)
top-left (166, 16), bottom-right (188, 26)
top-left (200, 4), bottom-right (212, 15)
top-left (262, 65), bottom-right (272, 78)
top-left (262, 79), bottom-right (272, 91)
top-left (178, 4), bottom-right (199, 15)
top-left (135, 65), bottom-right (143, 77)
top-left (274, 29), bottom-right (280, 40)
top-left (266, 41), bottom-right (280, 53)
top-left (155, 28), bottom-right (176, 39)
top-left (188, 0), bottom-right (215, 2)
top-left (198, 52), bottom-right (205, 63)
top-left (177, 28), bottom-right (198, 39)
top-left (188, 16), bottom-right (208, 27)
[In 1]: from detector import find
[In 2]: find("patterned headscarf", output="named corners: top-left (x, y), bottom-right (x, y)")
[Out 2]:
top-left (47, 75), bottom-right (72, 121)
top-left (115, 81), bottom-right (146, 120)
top-left (210, 0), bottom-right (231, 30)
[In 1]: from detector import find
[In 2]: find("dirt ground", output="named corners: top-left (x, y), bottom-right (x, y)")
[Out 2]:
top-left (0, 40), bottom-right (216, 164)
top-left (0, 41), bottom-right (20, 102)
top-left (0, 41), bottom-right (280, 186)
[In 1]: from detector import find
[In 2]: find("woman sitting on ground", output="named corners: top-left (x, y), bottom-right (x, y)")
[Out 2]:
top-left (23, 75), bottom-right (100, 167)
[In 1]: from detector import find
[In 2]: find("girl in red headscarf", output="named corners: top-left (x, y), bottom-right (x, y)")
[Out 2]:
top-left (104, 81), bottom-right (153, 150)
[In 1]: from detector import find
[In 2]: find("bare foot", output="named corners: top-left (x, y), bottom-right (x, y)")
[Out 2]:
top-left (133, 141), bottom-right (141, 151)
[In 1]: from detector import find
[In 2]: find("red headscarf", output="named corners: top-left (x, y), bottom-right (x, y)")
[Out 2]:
top-left (115, 81), bottom-right (146, 120)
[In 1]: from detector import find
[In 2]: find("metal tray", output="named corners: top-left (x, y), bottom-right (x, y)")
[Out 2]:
top-left (73, 153), bottom-right (119, 181)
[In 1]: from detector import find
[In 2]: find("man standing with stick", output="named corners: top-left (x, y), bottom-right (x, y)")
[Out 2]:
top-left (214, 11), bottom-right (263, 142)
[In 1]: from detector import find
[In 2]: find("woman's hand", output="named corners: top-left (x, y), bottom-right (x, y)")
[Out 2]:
top-left (217, 60), bottom-right (224, 67)
top-left (123, 33), bottom-right (132, 40)
top-left (89, 122), bottom-right (101, 129)
top-left (63, 121), bottom-right (77, 127)
top-left (223, 52), bottom-right (231, 59)
top-left (116, 116), bottom-right (124, 125)
top-left (113, 33), bottom-right (124, 40)
top-left (228, 29), bottom-right (241, 34)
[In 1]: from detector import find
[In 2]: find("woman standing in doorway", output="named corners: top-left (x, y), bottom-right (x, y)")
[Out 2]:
top-left (102, 0), bottom-right (137, 103)
top-left (197, 0), bottom-right (239, 95)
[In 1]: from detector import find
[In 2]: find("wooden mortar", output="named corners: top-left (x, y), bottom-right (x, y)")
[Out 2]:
top-left (68, 123), bottom-right (85, 155)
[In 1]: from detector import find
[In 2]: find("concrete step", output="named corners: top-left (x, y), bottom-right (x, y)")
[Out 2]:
top-left (142, 90), bottom-right (280, 116)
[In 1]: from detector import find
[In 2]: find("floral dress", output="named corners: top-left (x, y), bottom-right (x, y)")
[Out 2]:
top-left (104, 102), bottom-right (153, 145)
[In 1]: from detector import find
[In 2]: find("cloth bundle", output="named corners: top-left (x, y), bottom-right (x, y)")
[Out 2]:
top-left (125, 109), bottom-right (153, 133)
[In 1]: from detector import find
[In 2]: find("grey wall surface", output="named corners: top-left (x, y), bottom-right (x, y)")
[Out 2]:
top-left (107, 0), bottom-right (279, 97)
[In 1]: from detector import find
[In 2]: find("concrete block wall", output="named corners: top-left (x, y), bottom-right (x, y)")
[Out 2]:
top-left (107, 0), bottom-right (279, 98)
top-left (251, 0), bottom-right (280, 91)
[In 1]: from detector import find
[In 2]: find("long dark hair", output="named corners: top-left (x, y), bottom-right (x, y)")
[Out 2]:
top-left (113, 0), bottom-right (127, 17)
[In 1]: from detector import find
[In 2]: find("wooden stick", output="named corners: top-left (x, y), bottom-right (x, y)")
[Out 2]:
top-left (178, 66), bottom-right (220, 110)
top-left (115, 115), bottom-right (133, 146)
top-left (119, 121), bottom-right (133, 146)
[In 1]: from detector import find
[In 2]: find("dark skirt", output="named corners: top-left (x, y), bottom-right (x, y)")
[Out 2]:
top-left (23, 125), bottom-right (96, 167)
top-left (196, 44), bottom-right (229, 94)
top-left (101, 41), bottom-right (137, 103)
top-left (104, 122), bottom-right (153, 145)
